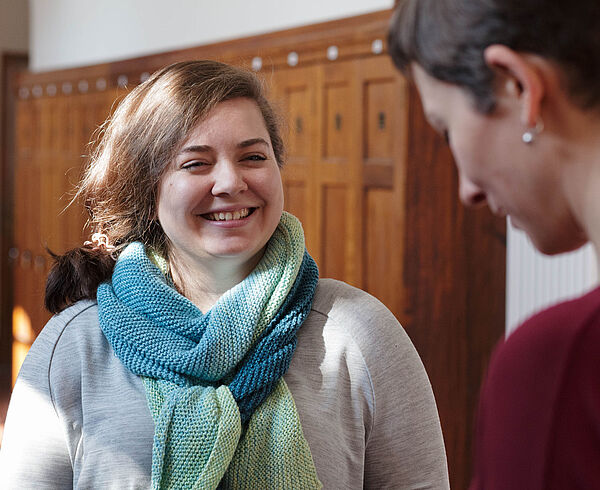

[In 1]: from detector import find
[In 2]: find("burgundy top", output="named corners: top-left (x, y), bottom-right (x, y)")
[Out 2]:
top-left (471, 286), bottom-right (600, 489)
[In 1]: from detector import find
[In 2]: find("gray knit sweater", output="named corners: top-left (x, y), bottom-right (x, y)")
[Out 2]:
top-left (0, 279), bottom-right (449, 489)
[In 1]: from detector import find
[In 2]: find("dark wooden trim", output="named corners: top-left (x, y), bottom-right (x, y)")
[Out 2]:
top-left (16, 9), bottom-right (392, 93)
top-left (403, 84), bottom-right (506, 489)
top-left (1, 52), bottom-right (28, 391)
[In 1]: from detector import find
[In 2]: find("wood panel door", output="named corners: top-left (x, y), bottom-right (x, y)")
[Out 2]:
top-left (11, 87), bottom-right (119, 382)
top-left (265, 65), bottom-right (320, 262)
top-left (270, 56), bottom-right (407, 320)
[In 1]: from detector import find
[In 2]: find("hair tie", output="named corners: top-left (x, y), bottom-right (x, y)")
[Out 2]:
top-left (84, 232), bottom-right (116, 253)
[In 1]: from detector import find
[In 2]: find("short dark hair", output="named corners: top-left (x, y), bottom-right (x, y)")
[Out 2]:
top-left (388, 0), bottom-right (600, 113)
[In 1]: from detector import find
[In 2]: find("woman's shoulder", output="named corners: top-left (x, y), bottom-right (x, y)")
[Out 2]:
top-left (482, 286), bottom-right (600, 416)
top-left (38, 300), bottom-right (99, 349)
top-left (49, 299), bottom-right (99, 328)
top-left (495, 286), bottom-right (600, 372)
top-left (18, 300), bottom-right (100, 386)
top-left (308, 278), bottom-right (414, 363)
top-left (312, 278), bottom-right (399, 326)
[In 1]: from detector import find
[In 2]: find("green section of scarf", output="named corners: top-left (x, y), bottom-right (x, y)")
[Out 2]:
top-left (143, 378), bottom-right (319, 489)
top-left (98, 212), bottom-right (321, 489)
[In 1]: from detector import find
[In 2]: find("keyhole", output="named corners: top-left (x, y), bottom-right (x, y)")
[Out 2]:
top-left (296, 117), bottom-right (303, 134)
top-left (335, 113), bottom-right (342, 130)
top-left (378, 112), bottom-right (386, 130)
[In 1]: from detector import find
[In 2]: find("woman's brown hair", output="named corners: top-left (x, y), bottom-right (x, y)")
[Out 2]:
top-left (45, 60), bottom-right (284, 314)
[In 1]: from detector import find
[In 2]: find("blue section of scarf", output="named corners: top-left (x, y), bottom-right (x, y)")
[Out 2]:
top-left (96, 214), bottom-right (319, 423)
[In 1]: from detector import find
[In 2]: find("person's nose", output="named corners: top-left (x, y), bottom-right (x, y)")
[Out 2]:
top-left (211, 160), bottom-right (248, 196)
top-left (459, 177), bottom-right (487, 207)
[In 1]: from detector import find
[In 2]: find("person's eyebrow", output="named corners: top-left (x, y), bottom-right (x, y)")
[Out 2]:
top-left (178, 138), bottom-right (269, 154)
top-left (237, 138), bottom-right (269, 149)
top-left (179, 144), bottom-right (211, 154)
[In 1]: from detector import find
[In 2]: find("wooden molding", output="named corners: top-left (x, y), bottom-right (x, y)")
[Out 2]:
top-left (16, 9), bottom-right (392, 96)
top-left (1, 52), bottom-right (28, 391)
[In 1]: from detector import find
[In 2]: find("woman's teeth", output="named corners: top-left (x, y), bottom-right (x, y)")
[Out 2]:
top-left (205, 208), bottom-right (251, 221)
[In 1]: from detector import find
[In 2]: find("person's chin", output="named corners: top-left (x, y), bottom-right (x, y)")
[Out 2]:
top-left (528, 230), bottom-right (587, 256)
top-left (510, 215), bottom-right (589, 255)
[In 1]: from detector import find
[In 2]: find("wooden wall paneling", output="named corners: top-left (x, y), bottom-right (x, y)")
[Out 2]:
top-left (355, 56), bottom-right (408, 321)
top-left (28, 98), bottom-right (48, 335)
top-left (59, 93), bottom-right (83, 253)
top-left (319, 60), bottom-right (362, 286)
top-left (403, 85), bottom-right (506, 490)
top-left (63, 91), bottom-right (94, 249)
top-left (267, 66), bottom-right (320, 261)
top-left (12, 98), bottom-right (39, 379)
top-left (1, 53), bottom-right (28, 390)
top-left (40, 97), bottom-right (62, 255)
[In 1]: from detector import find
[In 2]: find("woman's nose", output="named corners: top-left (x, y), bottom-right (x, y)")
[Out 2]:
top-left (211, 161), bottom-right (248, 196)
top-left (459, 177), bottom-right (487, 207)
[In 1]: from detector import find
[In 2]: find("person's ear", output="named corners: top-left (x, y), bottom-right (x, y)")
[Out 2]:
top-left (484, 44), bottom-right (544, 127)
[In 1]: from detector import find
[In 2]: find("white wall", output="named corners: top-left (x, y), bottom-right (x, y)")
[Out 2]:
top-left (506, 223), bottom-right (597, 334)
top-left (30, 0), bottom-right (393, 72)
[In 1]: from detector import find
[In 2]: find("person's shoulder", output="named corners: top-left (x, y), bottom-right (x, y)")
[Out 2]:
top-left (310, 278), bottom-right (411, 358)
top-left (489, 287), bottom-right (600, 386)
top-left (501, 287), bottom-right (600, 359)
top-left (312, 278), bottom-right (398, 325)
top-left (15, 300), bottom-right (99, 390)
top-left (52, 299), bottom-right (98, 324)
top-left (40, 299), bottom-right (99, 344)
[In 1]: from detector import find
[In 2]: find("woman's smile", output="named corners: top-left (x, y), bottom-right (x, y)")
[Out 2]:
top-left (202, 207), bottom-right (255, 222)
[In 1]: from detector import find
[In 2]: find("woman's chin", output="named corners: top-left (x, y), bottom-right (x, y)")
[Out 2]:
top-left (527, 230), bottom-right (587, 256)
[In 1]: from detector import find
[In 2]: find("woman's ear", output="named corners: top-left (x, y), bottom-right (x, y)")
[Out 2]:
top-left (484, 44), bottom-right (544, 127)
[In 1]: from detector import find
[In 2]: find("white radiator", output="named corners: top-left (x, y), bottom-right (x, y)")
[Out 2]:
top-left (506, 221), bottom-right (597, 334)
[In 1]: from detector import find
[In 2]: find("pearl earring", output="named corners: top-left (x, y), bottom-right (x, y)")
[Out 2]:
top-left (522, 118), bottom-right (544, 144)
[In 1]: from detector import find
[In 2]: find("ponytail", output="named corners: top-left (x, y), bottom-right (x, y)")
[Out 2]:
top-left (45, 247), bottom-right (116, 314)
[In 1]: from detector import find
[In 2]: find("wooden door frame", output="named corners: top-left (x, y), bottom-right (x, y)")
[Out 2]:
top-left (1, 52), bottom-right (28, 391)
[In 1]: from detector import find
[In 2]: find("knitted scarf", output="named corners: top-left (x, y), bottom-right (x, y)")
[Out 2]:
top-left (97, 212), bottom-right (321, 489)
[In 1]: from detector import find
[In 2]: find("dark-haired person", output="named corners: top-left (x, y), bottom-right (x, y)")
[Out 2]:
top-left (0, 60), bottom-right (449, 489)
top-left (388, 0), bottom-right (600, 488)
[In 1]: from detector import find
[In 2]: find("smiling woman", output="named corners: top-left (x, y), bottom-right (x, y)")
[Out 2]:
top-left (0, 60), bottom-right (449, 488)
top-left (157, 98), bottom-right (285, 310)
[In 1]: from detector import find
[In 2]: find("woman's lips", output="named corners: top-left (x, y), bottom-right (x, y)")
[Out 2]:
top-left (201, 207), bottom-right (256, 222)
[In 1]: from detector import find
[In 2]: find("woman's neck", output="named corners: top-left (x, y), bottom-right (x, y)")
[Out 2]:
top-left (168, 251), bottom-right (263, 313)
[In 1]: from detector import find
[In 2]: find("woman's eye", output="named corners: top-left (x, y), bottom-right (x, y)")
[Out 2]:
top-left (182, 161), bottom-right (208, 170)
top-left (244, 154), bottom-right (267, 162)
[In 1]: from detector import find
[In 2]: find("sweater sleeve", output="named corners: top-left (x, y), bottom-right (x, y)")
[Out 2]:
top-left (361, 303), bottom-right (449, 489)
top-left (0, 313), bottom-right (74, 488)
top-left (314, 279), bottom-right (449, 489)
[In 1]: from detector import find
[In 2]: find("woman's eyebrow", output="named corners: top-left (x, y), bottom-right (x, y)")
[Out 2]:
top-left (179, 139), bottom-right (268, 154)
top-left (179, 144), bottom-right (211, 154)
top-left (237, 138), bottom-right (269, 149)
